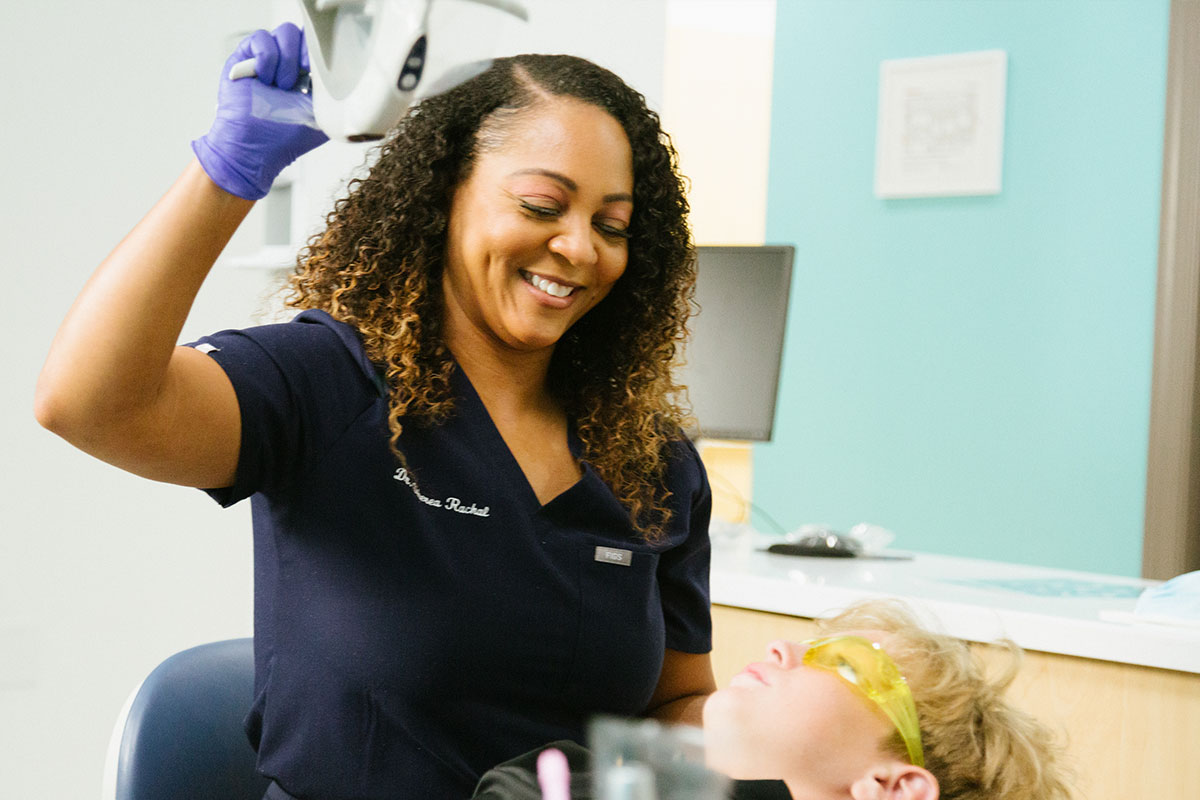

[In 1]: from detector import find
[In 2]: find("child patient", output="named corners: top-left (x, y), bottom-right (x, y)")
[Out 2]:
top-left (477, 599), bottom-right (1073, 800)
top-left (702, 599), bottom-right (1074, 800)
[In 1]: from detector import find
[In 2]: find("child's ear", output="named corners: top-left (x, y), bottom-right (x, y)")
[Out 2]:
top-left (850, 764), bottom-right (939, 800)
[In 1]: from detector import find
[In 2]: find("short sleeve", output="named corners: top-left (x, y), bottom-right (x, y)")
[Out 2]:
top-left (185, 310), bottom-right (383, 506)
top-left (657, 437), bottom-right (713, 653)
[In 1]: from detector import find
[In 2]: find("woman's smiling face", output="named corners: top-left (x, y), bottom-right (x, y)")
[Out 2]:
top-left (441, 97), bottom-right (634, 356)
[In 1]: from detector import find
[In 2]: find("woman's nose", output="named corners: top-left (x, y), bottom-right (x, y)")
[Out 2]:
top-left (548, 218), bottom-right (599, 268)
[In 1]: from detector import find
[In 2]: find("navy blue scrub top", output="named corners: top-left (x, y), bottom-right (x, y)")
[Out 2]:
top-left (189, 310), bottom-right (713, 800)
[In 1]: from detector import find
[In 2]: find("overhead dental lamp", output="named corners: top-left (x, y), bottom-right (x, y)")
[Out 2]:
top-left (233, 0), bottom-right (529, 141)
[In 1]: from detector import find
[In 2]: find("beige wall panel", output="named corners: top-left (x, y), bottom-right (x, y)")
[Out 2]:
top-left (662, 3), bottom-right (776, 512)
top-left (662, 2), bottom-right (776, 245)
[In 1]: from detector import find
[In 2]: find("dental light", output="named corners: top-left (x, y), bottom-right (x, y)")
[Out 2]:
top-left (235, 0), bottom-right (529, 141)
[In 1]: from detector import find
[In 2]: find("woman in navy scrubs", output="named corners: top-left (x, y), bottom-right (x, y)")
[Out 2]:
top-left (37, 25), bottom-right (713, 800)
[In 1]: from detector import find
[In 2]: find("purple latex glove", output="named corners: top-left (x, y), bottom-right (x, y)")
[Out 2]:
top-left (191, 23), bottom-right (328, 200)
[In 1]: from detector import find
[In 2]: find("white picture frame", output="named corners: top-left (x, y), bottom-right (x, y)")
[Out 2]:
top-left (874, 49), bottom-right (1008, 199)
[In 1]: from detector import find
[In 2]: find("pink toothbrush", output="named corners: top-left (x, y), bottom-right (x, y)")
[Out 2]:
top-left (537, 747), bottom-right (571, 800)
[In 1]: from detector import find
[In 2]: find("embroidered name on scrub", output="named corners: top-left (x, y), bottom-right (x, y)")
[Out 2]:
top-left (392, 468), bottom-right (491, 517)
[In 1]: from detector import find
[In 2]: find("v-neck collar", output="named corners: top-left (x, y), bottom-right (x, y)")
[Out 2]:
top-left (450, 362), bottom-right (589, 514)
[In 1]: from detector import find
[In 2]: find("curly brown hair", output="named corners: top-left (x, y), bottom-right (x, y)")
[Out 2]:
top-left (821, 601), bottom-right (1075, 800)
top-left (287, 54), bottom-right (696, 541)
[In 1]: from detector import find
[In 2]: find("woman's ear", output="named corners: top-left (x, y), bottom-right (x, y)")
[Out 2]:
top-left (850, 764), bottom-right (939, 800)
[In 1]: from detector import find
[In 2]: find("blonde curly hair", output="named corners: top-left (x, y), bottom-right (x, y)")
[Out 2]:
top-left (287, 55), bottom-right (695, 542)
top-left (820, 600), bottom-right (1075, 800)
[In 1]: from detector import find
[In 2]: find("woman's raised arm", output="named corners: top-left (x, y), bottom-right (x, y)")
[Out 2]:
top-left (35, 24), bottom-right (327, 488)
top-left (35, 162), bottom-right (251, 487)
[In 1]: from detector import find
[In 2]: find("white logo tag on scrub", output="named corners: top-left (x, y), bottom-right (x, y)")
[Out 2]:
top-left (594, 546), bottom-right (632, 567)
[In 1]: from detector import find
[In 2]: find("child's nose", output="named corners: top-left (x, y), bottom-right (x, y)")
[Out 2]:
top-left (766, 640), bottom-right (802, 669)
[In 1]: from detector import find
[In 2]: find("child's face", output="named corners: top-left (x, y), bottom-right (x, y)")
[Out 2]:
top-left (702, 634), bottom-right (896, 785)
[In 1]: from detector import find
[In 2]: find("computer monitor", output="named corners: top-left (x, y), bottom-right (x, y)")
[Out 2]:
top-left (675, 245), bottom-right (795, 441)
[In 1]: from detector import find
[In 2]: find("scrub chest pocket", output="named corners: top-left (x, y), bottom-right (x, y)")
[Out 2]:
top-left (560, 540), bottom-right (665, 714)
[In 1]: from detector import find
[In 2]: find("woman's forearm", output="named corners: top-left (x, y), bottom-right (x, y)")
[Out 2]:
top-left (646, 691), bottom-right (710, 728)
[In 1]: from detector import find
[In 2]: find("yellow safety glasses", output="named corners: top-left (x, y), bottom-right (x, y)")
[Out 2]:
top-left (801, 635), bottom-right (925, 768)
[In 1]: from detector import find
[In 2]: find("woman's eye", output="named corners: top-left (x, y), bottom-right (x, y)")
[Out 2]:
top-left (519, 198), bottom-right (629, 240)
top-left (520, 202), bottom-right (559, 218)
top-left (595, 222), bottom-right (631, 240)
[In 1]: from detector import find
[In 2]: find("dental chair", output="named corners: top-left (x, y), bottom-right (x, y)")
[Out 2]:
top-left (101, 638), bottom-right (268, 800)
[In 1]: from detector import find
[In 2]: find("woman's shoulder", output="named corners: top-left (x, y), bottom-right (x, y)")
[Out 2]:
top-left (193, 309), bottom-right (384, 395)
top-left (662, 434), bottom-right (710, 502)
top-left (255, 308), bottom-right (363, 354)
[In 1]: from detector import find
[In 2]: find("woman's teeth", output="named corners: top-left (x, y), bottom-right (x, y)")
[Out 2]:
top-left (521, 270), bottom-right (574, 298)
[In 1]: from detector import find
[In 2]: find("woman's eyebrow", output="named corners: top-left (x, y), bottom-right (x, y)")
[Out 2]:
top-left (508, 168), bottom-right (633, 204)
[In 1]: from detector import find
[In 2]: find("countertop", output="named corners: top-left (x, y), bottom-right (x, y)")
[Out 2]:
top-left (708, 533), bottom-right (1200, 673)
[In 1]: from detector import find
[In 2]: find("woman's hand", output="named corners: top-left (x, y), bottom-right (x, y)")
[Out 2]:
top-left (191, 23), bottom-right (328, 199)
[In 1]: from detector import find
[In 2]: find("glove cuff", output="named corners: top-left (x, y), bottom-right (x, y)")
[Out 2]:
top-left (190, 137), bottom-right (272, 201)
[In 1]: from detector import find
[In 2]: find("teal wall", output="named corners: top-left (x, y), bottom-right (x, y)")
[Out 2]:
top-left (755, 0), bottom-right (1169, 576)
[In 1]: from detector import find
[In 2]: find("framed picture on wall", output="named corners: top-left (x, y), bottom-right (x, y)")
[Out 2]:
top-left (874, 49), bottom-right (1008, 199)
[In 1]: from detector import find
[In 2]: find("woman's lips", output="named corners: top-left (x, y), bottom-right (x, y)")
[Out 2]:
top-left (520, 269), bottom-right (579, 298)
top-left (519, 269), bottom-right (580, 308)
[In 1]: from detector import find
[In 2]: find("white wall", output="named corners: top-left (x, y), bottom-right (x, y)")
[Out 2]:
top-left (0, 2), bottom-right (668, 797)
top-left (1, 4), bottom-right (273, 799)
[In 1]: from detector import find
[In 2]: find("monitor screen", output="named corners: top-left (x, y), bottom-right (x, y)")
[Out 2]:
top-left (675, 245), bottom-right (795, 441)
